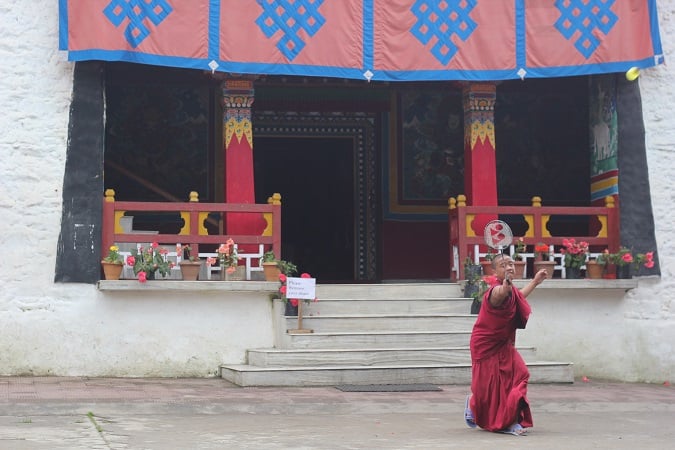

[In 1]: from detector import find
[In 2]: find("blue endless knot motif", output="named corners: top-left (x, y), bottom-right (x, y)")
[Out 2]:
top-left (554, 0), bottom-right (618, 59)
top-left (410, 0), bottom-right (477, 66)
top-left (104, 0), bottom-right (173, 48)
top-left (255, 0), bottom-right (326, 61)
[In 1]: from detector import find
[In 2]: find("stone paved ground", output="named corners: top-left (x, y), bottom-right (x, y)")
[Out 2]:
top-left (0, 377), bottom-right (673, 449)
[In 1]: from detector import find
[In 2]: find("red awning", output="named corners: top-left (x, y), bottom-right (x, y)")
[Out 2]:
top-left (59, 0), bottom-right (664, 82)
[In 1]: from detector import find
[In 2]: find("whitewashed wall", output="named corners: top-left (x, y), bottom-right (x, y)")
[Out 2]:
top-left (0, 1), bottom-right (672, 381)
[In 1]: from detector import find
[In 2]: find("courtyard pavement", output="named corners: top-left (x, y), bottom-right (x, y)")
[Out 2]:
top-left (0, 376), bottom-right (673, 449)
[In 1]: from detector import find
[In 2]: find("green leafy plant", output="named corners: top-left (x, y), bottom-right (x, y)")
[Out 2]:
top-left (463, 256), bottom-right (481, 282)
top-left (483, 249), bottom-right (497, 261)
top-left (102, 245), bottom-right (123, 264)
top-left (466, 274), bottom-right (499, 302)
top-left (127, 242), bottom-right (173, 282)
top-left (259, 250), bottom-right (296, 276)
top-left (177, 244), bottom-right (199, 262)
top-left (561, 238), bottom-right (589, 269)
top-left (261, 251), bottom-right (277, 263)
top-left (277, 259), bottom-right (298, 276)
top-left (605, 246), bottom-right (655, 269)
top-left (512, 237), bottom-right (526, 261)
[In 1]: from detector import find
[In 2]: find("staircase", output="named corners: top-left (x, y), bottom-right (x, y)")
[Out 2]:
top-left (219, 283), bottom-right (574, 386)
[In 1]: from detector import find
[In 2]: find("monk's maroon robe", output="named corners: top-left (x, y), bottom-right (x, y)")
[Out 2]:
top-left (469, 285), bottom-right (533, 431)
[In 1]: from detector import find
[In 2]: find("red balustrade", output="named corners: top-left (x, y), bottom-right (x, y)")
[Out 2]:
top-left (101, 190), bottom-right (281, 262)
top-left (449, 195), bottom-right (619, 280)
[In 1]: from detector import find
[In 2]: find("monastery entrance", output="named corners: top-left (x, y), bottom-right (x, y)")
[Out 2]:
top-left (253, 114), bottom-right (379, 282)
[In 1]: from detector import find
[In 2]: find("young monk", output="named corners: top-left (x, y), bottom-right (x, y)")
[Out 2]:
top-left (465, 254), bottom-right (548, 436)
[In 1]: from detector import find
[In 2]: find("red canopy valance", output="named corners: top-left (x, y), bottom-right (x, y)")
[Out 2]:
top-left (59, 0), bottom-right (664, 82)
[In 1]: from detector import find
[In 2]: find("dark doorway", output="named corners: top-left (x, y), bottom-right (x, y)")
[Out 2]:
top-left (254, 137), bottom-right (355, 282)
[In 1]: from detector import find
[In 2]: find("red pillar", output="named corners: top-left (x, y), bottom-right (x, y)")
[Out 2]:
top-left (222, 79), bottom-right (265, 237)
top-left (463, 83), bottom-right (497, 234)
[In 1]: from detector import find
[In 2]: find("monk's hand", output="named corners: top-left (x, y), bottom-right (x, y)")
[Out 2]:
top-left (533, 269), bottom-right (548, 285)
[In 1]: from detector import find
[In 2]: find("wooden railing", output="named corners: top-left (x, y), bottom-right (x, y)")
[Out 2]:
top-left (102, 190), bottom-right (282, 279)
top-left (449, 195), bottom-right (620, 280)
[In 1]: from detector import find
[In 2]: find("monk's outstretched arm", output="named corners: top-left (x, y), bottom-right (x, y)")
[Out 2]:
top-left (519, 269), bottom-right (548, 298)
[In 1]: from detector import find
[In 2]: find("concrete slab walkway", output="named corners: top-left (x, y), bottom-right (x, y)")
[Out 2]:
top-left (0, 377), bottom-right (673, 449)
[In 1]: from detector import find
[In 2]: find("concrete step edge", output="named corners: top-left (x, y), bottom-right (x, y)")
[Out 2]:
top-left (221, 361), bottom-right (572, 372)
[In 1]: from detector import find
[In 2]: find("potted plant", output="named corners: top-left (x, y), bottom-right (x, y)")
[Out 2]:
top-left (532, 242), bottom-right (555, 278)
top-left (480, 250), bottom-right (497, 276)
top-left (585, 254), bottom-right (605, 279)
top-left (101, 245), bottom-right (124, 280)
top-left (560, 238), bottom-right (589, 279)
top-left (463, 255), bottom-right (481, 281)
top-left (206, 238), bottom-right (242, 280)
top-left (608, 246), bottom-right (655, 278)
top-left (177, 244), bottom-right (201, 281)
top-left (534, 242), bottom-right (550, 261)
top-left (127, 242), bottom-right (173, 282)
top-left (260, 250), bottom-right (282, 281)
top-left (468, 274), bottom-right (499, 314)
top-left (512, 237), bottom-right (527, 279)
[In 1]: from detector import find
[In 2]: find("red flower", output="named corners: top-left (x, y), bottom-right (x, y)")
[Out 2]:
top-left (138, 271), bottom-right (147, 283)
top-left (301, 273), bottom-right (311, 278)
top-left (126, 256), bottom-right (135, 266)
top-left (279, 273), bottom-right (287, 283)
top-left (290, 299), bottom-right (299, 307)
top-left (279, 285), bottom-right (287, 294)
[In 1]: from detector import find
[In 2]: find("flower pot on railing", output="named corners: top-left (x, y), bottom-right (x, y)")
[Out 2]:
top-left (262, 262), bottom-right (281, 282)
top-left (179, 261), bottom-right (202, 281)
top-left (533, 260), bottom-right (555, 279)
top-left (565, 267), bottom-right (581, 279)
top-left (480, 260), bottom-right (494, 276)
top-left (222, 265), bottom-right (246, 281)
top-left (585, 260), bottom-right (604, 279)
top-left (101, 262), bottom-right (123, 280)
top-left (513, 260), bottom-right (526, 279)
top-left (615, 265), bottom-right (632, 279)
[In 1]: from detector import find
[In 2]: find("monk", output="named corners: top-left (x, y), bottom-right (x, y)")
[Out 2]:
top-left (465, 254), bottom-right (548, 436)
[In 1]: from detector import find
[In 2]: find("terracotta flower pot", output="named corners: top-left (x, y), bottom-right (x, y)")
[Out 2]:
top-left (480, 260), bottom-right (494, 276)
top-left (533, 260), bottom-right (555, 279)
top-left (101, 261), bottom-right (123, 280)
top-left (585, 260), bottom-right (604, 279)
top-left (513, 260), bottom-right (526, 279)
top-left (262, 262), bottom-right (281, 282)
top-left (179, 261), bottom-right (202, 281)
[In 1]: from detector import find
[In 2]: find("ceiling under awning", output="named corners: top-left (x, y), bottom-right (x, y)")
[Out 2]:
top-left (59, 0), bottom-right (664, 82)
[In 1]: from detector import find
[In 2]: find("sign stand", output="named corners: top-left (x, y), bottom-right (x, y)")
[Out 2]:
top-left (287, 300), bottom-right (313, 334)
top-left (285, 276), bottom-right (316, 334)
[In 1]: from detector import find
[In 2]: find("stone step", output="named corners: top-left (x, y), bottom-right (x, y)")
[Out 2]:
top-left (219, 361), bottom-right (575, 387)
top-left (302, 298), bottom-right (472, 315)
top-left (247, 347), bottom-right (538, 367)
top-left (285, 314), bottom-right (477, 332)
top-left (282, 331), bottom-right (472, 349)
top-left (315, 283), bottom-right (462, 299)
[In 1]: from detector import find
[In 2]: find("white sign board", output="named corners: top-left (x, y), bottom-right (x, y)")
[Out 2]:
top-left (286, 277), bottom-right (316, 300)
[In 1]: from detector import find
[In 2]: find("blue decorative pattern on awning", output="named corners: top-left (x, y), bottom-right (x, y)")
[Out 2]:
top-left (103, 0), bottom-right (173, 48)
top-left (409, 0), bottom-right (477, 65)
top-left (554, 0), bottom-right (619, 59)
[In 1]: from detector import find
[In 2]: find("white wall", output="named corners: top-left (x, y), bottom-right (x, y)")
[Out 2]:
top-left (0, 1), bottom-right (672, 380)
